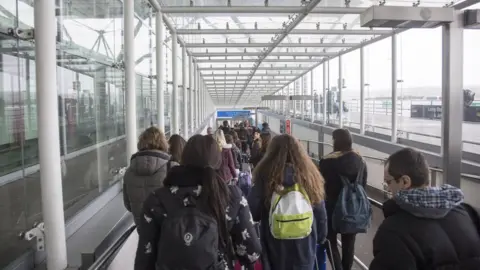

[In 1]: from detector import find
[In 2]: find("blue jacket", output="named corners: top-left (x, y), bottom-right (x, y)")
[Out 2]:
top-left (247, 166), bottom-right (328, 270)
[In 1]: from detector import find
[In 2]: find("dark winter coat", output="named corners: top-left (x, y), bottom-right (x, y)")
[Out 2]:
top-left (250, 139), bottom-right (261, 162)
top-left (319, 151), bottom-right (367, 225)
top-left (231, 144), bottom-right (242, 169)
top-left (123, 150), bottom-right (178, 227)
top-left (370, 184), bottom-right (480, 270)
top-left (219, 144), bottom-right (237, 182)
top-left (134, 165), bottom-right (262, 270)
top-left (247, 165), bottom-right (328, 270)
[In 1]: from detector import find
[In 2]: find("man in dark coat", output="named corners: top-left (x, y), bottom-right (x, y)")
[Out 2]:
top-left (370, 148), bottom-right (480, 270)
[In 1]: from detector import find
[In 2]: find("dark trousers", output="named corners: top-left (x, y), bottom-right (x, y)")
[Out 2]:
top-left (326, 230), bottom-right (356, 270)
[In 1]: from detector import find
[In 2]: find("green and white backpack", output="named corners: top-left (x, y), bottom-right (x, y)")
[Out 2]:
top-left (269, 183), bottom-right (313, 239)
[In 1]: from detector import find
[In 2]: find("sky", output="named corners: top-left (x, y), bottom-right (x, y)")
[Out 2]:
top-left (311, 28), bottom-right (480, 100)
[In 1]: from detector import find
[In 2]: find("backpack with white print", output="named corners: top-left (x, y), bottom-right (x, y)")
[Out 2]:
top-left (269, 183), bottom-right (314, 239)
top-left (155, 186), bottom-right (228, 270)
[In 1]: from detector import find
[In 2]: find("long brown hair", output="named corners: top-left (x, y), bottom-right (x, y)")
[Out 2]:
top-left (181, 135), bottom-right (230, 249)
top-left (168, 134), bottom-right (186, 163)
top-left (253, 134), bottom-right (325, 205)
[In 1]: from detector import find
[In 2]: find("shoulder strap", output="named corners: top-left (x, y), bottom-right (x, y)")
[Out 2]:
top-left (166, 160), bottom-right (172, 171)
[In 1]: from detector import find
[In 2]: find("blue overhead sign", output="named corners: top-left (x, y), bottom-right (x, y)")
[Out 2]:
top-left (216, 110), bottom-right (251, 118)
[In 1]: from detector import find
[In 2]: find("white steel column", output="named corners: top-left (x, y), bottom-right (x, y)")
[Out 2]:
top-left (301, 76), bottom-right (305, 120)
top-left (338, 55), bottom-right (343, 128)
top-left (125, 0), bottom-right (137, 159)
top-left (310, 70), bottom-right (314, 122)
top-left (441, 14), bottom-right (463, 188)
top-left (322, 63), bottom-right (327, 125)
top-left (189, 56), bottom-right (194, 132)
top-left (182, 45), bottom-right (188, 138)
top-left (34, 0), bottom-right (67, 268)
top-left (171, 32), bottom-right (179, 134)
top-left (391, 33), bottom-right (398, 143)
top-left (360, 46), bottom-right (365, 135)
top-left (156, 11), bottom-right (165, 131)
top-left (196, 68), bottom-right (200, 126)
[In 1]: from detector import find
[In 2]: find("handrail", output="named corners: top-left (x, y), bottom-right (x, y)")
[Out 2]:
top-left (88, 225), bottom-right (136, 270)
top-left (299, 139), bottom-right (480, 182)
top-left (294, 112), bottom-right (480, 147)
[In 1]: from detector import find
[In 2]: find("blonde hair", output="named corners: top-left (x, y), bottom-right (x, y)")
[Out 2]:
top-left (253, 134), bottom-right (325, 205)
top-left (214, 129), bottom-right (227, 149)
top-left (137, 127), bottom-right (168, 152)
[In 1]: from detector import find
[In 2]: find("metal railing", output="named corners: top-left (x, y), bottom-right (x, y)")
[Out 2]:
top-left (279, 111), bottom-right (480, 149)
top-left (88, 225), bottom-right (136, 270)
top-left (300, 138), bottom-right (480, 270)
top-left (300, 139), bottom-right (480, 184)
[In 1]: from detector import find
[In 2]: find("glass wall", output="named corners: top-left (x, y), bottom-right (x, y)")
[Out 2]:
top-left (363, 37), bottom-right (392, 135)
top-left (327, 58), bottom-right (338, 125)
top-left (342, 50), bottom-right (360, 129)
top-left (0, 0), bottom-right (199, 267)
top-left (312, 64), bottom-right (323, 122)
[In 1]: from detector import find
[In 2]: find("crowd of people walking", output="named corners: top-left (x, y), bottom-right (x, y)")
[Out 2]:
top-left (122, 121), bottom-right (480, 270)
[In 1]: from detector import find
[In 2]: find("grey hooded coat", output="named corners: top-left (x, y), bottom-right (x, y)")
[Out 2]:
top-left (123, 150), bottom-right (178, 226)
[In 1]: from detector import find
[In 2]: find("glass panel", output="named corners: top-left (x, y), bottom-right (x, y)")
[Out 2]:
top-left (0, 0), bottom-right (128, 267)
top-left (397, 29), bottom-right (441, 147)
top-left (327, 57), bottom-right (338, 125)
top-left (312, 64), bottom-right (323, 122)
top-left (463, 28), bottom-right (480, 163)
top-left (363, 37), bottom-right (391, 135)
top-left (342, 49), bottom-right (360, 129)
top-left (0, 37), bottom-right (33, 268)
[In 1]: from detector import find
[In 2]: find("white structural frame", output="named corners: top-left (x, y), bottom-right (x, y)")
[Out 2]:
top-left (234, 0), bottom-right (322, 104)
top-left (189, 55), bottom-right (195, 132)
top-left (186, 42), bottom-right (359, 48)
top-left (182, 45), bottom-right (189, 138)
top-left (34, 0), bottom-right (68, 269)
top-left (156, 11), bottom-right (165, 131)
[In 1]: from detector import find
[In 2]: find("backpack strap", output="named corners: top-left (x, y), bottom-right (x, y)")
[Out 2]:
top-left (339, 161), bottom-right (366, 187)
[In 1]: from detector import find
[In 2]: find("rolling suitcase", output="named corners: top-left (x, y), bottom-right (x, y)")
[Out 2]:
top-left (314, 244), bottom-right (327, 270)
top-left (315, 240), bottom-right (335, 270)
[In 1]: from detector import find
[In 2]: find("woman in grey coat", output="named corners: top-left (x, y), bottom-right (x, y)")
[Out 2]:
top-left (123, 127), bottom-right (178, 227)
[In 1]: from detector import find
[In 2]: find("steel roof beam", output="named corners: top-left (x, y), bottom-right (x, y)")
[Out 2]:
top-left (202, 74), bottom-right (303, 77)
top-left (206, 80), bottom-right (291, 83)
top-left (192, 52), bottom-right (336, 57)
top-left (186, 42), bottom-right (358, 48)
top-left (176, 29), bottom-right (390, 35)
top-left (198, 67), bottom-right (310, 70)
top-left (196, 59), bottom-right (323, 63)
top-left (161, 6), bottom-right (366, 14)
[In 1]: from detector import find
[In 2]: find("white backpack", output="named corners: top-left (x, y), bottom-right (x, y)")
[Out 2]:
top-left (269, 183), bottom-right (313, 239)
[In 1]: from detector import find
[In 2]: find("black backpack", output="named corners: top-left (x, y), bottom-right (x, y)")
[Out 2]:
top-left (156, 189), bottom-right (227, 270)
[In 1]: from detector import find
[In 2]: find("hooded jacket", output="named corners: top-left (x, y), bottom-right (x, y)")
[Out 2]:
top-left (134, 165), bottom-right (262, 270)
top-left (123, 150), bottom-right (178, 227)
top-left (370, 184), bottom-right (480, 270)
top-left (247, 165), bottom-right (328, 270)
top-left (319, 151), bottom-right (367, 219)
top-left (219, 144), bottom-right (237, 182)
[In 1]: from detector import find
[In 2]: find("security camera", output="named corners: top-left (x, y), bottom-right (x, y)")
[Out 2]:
top-left (9, 28), bottom-right (34, 40)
